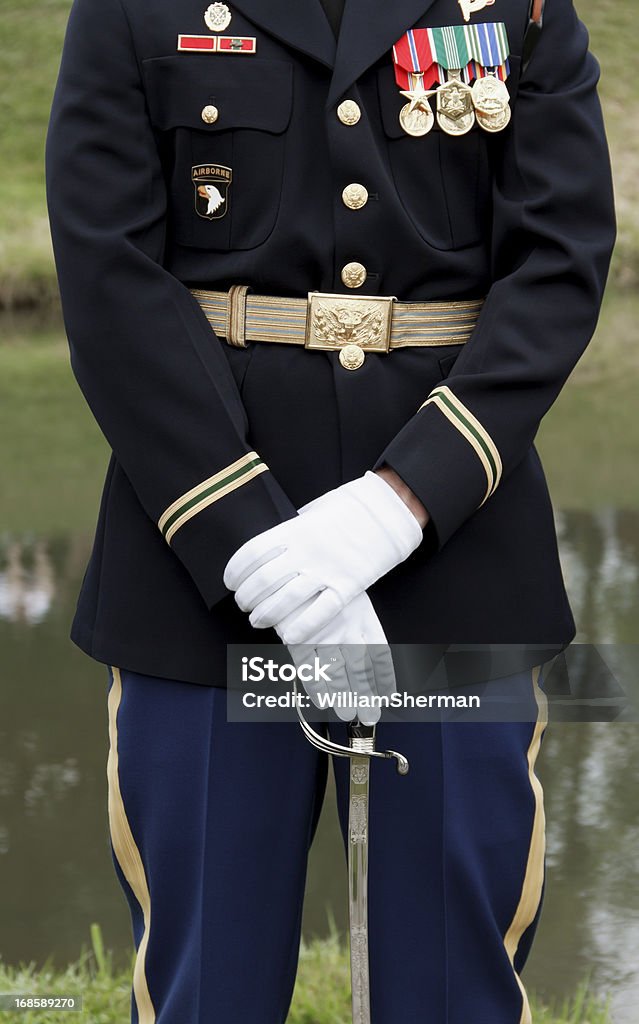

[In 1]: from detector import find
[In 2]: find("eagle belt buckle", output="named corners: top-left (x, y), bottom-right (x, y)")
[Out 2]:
top-left (305, 291), bottom-right (395, 370)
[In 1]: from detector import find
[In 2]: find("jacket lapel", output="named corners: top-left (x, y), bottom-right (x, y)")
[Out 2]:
top-left (229, 0), bottom-right (441, 107)
top-left (327, 0), bottom-right (440, 108)
top-left (229, 0), bottom-right (337, 69)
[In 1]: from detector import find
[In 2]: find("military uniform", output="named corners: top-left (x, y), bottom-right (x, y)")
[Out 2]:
top-left (45, 0), bottom-right (615, 1020)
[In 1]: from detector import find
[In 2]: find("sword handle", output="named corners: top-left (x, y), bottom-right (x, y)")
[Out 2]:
top-left (293, 683), bottom-right (409, 775)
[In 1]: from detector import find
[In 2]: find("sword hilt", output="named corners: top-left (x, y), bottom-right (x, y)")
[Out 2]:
top-left (293, 684), bottom-right (409, 775)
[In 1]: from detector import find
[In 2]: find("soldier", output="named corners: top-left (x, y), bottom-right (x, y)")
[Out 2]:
top-left (45, 0), bottom-right (615, 1020)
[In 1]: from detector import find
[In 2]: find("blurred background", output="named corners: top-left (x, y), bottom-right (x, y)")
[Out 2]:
top-left (0, 0), bottom-right (638, 1020)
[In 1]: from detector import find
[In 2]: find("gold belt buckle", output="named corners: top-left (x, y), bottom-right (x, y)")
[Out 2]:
top-left (304, 291), bottom-right (395, 370)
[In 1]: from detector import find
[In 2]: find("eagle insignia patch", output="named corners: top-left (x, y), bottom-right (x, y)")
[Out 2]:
top-left (192, 163), bottom-right (232, 220)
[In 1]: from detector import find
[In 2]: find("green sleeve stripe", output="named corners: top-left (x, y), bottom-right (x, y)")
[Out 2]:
top-left (431, 389), bottom-right (499, 491)
top-left (420, 385), bottom-right (502, 503)
top-left (159, 454), bottom-right (267, 543)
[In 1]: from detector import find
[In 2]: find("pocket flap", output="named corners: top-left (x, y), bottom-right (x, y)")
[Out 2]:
top-left (142, 55), bottom-right (293, 133)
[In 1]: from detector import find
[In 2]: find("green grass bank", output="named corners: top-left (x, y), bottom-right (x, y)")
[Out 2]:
top-left (0, 925), bottom-right (613, 1024)
top-left (0, 0), bottom-right (636, 310)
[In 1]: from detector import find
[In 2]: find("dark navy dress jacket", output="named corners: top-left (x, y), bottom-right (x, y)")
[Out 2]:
top-left (45, 0), bottom-right (616, 685)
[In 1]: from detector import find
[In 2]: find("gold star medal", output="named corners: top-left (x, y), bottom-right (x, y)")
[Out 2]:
top-left (399, 75), bottom-right (438, 136)
top-left (392, 30), bottom-right (438, 137)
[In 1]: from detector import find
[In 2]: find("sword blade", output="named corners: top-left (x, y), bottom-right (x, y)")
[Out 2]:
top-left (348, 751), bottom-right (372, 1024)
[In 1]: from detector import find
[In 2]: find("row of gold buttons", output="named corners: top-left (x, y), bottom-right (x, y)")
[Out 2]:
top-left (336, 99), bottom-right (367, 289)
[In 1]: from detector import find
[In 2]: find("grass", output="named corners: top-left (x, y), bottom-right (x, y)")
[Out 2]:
top-left (0, 0), bottom-right (636, 309)
top-left (0, 924), bottom-right (613, 1024)
top-left (0, 329), bottom-right (106, 532)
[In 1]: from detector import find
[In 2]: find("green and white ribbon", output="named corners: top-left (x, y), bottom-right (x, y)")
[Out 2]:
top-left (428, 22), bottom-right (510, 70)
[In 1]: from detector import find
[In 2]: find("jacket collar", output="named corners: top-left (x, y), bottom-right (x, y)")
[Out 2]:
top-left (229, 0), bottom-right (440, 106)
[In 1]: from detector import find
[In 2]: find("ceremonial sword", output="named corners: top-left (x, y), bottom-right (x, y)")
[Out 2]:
top-left (293, 686), bottom-right (409, 1024)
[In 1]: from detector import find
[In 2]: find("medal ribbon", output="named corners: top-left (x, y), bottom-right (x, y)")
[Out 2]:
top-left (429, 25), bottom-right (470, 71)
top-left (394, 22), bottom-right (510, 88)
top-left (465, 21), bottom-right (510, 68)
top-left (392, 29), bottom-right (438, 89)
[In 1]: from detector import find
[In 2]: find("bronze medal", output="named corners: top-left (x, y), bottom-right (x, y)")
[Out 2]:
top-left (398, 74), bottom-right (437, 136)
top-left (436, 70), bottom-right (475, 136)
top-left (471, 73), bottom-right (509, 113)
top-left (476, 104), bottom-right (511, 132)
top-left (399, 101), bottom-right (435, 136)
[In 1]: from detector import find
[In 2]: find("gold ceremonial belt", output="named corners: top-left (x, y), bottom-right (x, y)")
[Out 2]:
top-left (190, 284), bottom-right (483, 370)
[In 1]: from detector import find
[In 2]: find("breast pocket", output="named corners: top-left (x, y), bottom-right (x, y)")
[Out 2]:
top-left (376, 59), bottom-right (520, 251)
top-left (142, 55), bottom-right (293, 250)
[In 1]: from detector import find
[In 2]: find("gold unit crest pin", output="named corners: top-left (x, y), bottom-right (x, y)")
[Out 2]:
top-left (177, 5), bottom-right (257, 54)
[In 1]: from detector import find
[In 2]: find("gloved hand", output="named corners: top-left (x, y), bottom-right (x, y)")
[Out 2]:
top-left (285, 590), bottom-right (397, 726)
top-left (223, 470), bottom-right (423, 645)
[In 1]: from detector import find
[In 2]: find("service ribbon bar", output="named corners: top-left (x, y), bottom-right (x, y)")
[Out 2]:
top-left (177, 34), bottom-right (256, 53)
top-left (393, 22), bottom-right (510, 90)
top-left (177, 34), bottom-right (216, 51)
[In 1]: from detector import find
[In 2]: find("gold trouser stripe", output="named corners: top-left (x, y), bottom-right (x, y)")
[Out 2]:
top-left (503, 664), bottom-right (549, 1024)
top-left (190, 288), bottom-right (483, 348)
top-left (107, 668), bottom-right (156, 1024)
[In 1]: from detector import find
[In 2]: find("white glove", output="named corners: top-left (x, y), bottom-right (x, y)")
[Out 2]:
top-left (286, 591), bottom-right (397, 726)
top-left (223, 471), bottom-right (423, 645)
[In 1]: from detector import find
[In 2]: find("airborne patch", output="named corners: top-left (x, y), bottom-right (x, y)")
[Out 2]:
top-left (192, 164), bottom-right (232, 220)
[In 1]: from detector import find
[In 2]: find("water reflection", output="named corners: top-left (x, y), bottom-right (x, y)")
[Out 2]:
top-left (0, 538), bottom-right (56, 625)
top-left (0, 518), bottom-right (638, 1020)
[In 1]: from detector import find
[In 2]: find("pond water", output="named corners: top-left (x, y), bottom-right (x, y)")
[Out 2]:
top-left (0, 297), bottom-right (638, 1020)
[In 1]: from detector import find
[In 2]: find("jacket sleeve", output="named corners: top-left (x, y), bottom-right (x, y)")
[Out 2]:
top-left (44, 0), bottom-right (298, 609)
top-left (373, 0), bottom-right (616, 549)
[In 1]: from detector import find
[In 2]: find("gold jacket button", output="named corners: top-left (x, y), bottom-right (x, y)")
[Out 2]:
top-left (201, 104), bottom-right (219, 124)
top-left (337, 99), bottom-right (361, 125)
top-left (341, 262), bottom-right (367, 288)
top-left (342, 183), bottom-right (369, 210)
top-left (339, 343), bottom-right (365, 370)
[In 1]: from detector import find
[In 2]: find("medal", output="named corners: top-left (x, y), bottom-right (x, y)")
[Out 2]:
top-left (427, 26), bottom-right (474, 134)
top-left (476, 104), bottom-right (511, 132)
top-left (471, 72), bottom-right (509, 113)
top-left (400, 74), bottom-right (437, 114)
top-left (391, 22), bottom-right (511, 138)
top-left (399, 101), bottom-right (435, 136)
top-left (398, 71), bottom-right (437, 134)
top-left (471, 71), bottom-right (510, 131)
top-left (392, 30), bottom-right (439, 135)
top-left (437, 70), bottom-right (475, 135)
